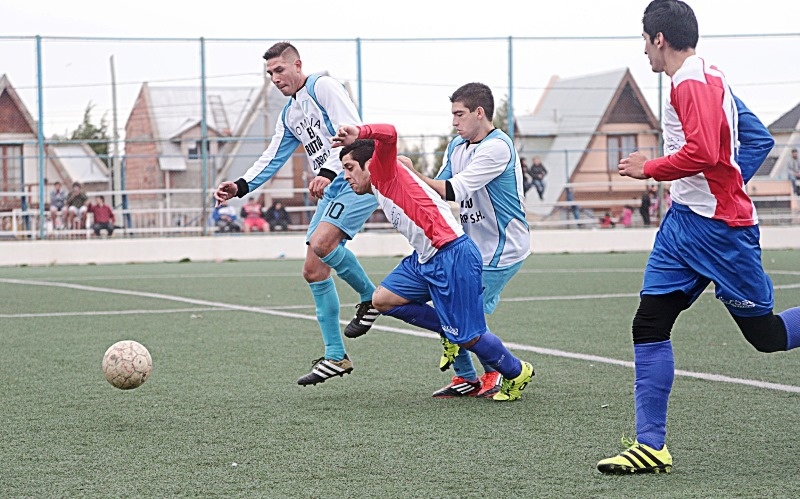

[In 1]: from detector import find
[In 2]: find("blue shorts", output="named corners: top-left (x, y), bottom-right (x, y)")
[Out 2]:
top-left (306, 175), bottom-right (379, 244)
top-left (482, 261), bottom-right (524, 314)
top-left (643, 203), bottom-right (774, 317)
top-left (380, 235), bottom-right (488, 344)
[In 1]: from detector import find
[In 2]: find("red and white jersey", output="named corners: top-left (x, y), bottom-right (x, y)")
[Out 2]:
top-left (357, 124), bottom-right (464, 263)
top-left (643, 55), bottom-right (757, 227)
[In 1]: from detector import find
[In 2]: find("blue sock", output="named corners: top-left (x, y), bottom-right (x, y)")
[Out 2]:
top-left (778, 307), bottom-right (800, 350)
top-left (466, 332), bottom-right (522, 379)
top-left (633, 340), bottom-right (674, 450)
top-left (384, 303), bottom-right (478, 381)
top-left (321, 245), bottom-right (375, 303)
top-left (384, 302), bottom-right (441, 332)
top-left (452, 348), bottom-right (478, 382)
top-left (308, 277), bottom-right (344, 361)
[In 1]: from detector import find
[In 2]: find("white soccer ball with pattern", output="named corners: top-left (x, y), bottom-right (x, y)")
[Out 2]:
top-left (102, 340), bottom-right (153, 389)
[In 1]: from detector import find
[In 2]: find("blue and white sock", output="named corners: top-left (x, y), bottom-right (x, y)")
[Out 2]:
top-left (309, 277), bottom-right (344, 361)
top-left (466, 331), bottom-right (522, 379)
top-left (633, 340), bottom-right (674, 450)
top-left (384, 302), bottom-right (441, 332)
top-left (384, 303), bottom-right (478, 381)
top-left (321, 245), bottom-right (375, 303)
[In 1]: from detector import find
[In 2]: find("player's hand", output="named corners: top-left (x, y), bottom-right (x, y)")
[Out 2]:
top-left (618, 151), bottom-right (650, 180)
top-left (308, 176), bottom-right (331, 199)
top-left (332, 125), bottom-right (359, 147)
top-left (214, 181), bottom-right (238, 204)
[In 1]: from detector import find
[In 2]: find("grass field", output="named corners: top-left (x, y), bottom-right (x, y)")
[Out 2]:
top-left (2, 251), bottom-right (800, 498)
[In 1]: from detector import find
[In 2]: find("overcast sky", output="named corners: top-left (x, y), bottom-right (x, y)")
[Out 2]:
top-left (2, 0), bottom-right (798, 139)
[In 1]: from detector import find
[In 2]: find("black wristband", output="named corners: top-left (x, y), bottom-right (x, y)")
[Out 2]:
top-left (234, 178), bottom-right (249, 198)
top-left (316, 168), bottom-right (337, 182)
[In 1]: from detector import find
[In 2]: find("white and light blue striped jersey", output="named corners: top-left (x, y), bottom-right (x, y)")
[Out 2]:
top-left (436, 129), bottom-right (530, 268)
top-left (240, 73), bottom-right (362, 196)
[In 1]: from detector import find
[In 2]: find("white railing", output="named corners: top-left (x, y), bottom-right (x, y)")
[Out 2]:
top-left (2, 183), bottom-right (798, 239)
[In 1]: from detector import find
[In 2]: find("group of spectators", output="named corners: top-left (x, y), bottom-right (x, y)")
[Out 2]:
top-left (212, 197), bottom-right (291, 234)
top-left (48, 181), bottom-right (116, 237)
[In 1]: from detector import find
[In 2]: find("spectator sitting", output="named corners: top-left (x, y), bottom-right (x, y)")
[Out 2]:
top-left (599, 211), bottom-right (616, 228)
top-left (264, 201), bottom-right (291, 232)
top-left (240, 197), bottom-right (269, 233)
top-left (86, 195), bottom-right (115, 237)
top-left (213, 200), bottom-right (241, 233)
top-left (48, 181), bottom-right (67, 229)
top-left (65, 181), bottom-right (88, 229)
top-left (618, 205), bottom-right (634, 227)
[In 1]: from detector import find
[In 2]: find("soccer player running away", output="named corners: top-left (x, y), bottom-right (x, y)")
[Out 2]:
top-left (333, 122), bottom-right (534, 402)
top-left (597, 0), bottom-right (800, 474)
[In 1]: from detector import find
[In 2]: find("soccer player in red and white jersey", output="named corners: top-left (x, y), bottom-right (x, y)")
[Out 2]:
top-left (333, 123), bottom-right (534, 402)
top-left (597, 0), bottom-right (800, 475)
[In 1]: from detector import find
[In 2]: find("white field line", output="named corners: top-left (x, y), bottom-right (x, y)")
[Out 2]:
top-left (2, 277), bottom-right (800, 394)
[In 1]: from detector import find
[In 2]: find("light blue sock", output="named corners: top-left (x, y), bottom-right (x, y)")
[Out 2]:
top-left (466, 331), bottom-right (522, 379)
top-left (778, 307), bottom-right (800, 350)
top-left (452, 348), bottom-right (478, 382)
top-left (308, 277), bottom-right (344, 361)
top-left (633, 340), bottom-right (674, 450)
top-left (321, 245), bottom-right (376, 303)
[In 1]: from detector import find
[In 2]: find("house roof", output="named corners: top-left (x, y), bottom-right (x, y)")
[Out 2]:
top-left (515, 68), bottom-right (659, 216)
top-left (517, 67), bottom-right (633, 137)
top-left (0, 74), bottom-right (38, 135)
top-left (50, 144), bottom-right (110, 184)
top-left (768, 101), bottom-right (800, 133)
top-left (146, 85), bottom-right (263, 142)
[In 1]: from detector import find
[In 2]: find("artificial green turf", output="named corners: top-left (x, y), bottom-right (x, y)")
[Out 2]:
top-left (1, 252), bottom-right (799, 497)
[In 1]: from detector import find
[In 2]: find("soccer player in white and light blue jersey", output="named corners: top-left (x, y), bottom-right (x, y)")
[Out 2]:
top-left (214, 42), bottom-right (380, 387)
top-left (416, 83), bottom-right (531, 398)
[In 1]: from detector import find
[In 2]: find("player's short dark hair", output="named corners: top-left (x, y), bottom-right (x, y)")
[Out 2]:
top-left (643, 0), bottom-right (699, 50)
top-left (263, 42), bottom-right (300, 62)
top-left (339, 139), bottom-right (375, 168)
top-left (450, 83), bottom-right (495, 120)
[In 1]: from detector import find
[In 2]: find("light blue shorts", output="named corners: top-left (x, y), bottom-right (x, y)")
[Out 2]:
top-left (643, 203), bottom-right (774, 317)
top-left (380, 235), bottom-right (488, 344)
top-left (482, 261), bottom-right (524, 314)
top-left (306, 175), bottom-right (379, 244)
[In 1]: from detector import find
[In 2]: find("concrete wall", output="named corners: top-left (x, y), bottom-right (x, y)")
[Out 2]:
top-left (1, 226), bottom-right (798, 267)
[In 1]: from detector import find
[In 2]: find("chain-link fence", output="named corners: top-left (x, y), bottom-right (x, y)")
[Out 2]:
top-left (1, 34), bottom-right (798, 238)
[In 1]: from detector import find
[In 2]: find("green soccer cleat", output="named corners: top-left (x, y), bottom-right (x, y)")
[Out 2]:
top-left (597, 438), bottom-right (673, 474)
top-left (492, 361), bottom-right (534, 401)
top-left (439, 337), bottom-right (460, 372)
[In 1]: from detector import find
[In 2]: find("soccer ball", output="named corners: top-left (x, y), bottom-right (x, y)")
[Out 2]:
top-left (101, 340), bottom-right (153, 390)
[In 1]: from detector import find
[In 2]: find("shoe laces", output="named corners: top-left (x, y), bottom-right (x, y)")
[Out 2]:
top-left (355, 301), bottom-right (373, 314)
top-left (621, 435), bottom-right (636, 448)
top-left (310, 356), bottom-right (325, 367)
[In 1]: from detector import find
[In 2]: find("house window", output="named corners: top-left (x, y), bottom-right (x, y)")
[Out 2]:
top-left (188, 140), bottom-right (210, 160)
top-left (607, 135), bottom-right (637, 171)
top-left (0, 144), bottom-right (23, 192)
